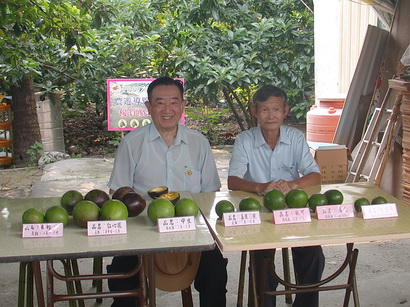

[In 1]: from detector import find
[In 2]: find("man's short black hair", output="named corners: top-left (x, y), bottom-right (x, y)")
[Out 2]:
top-left (147, 77), bottom-right (184, 101)
top-left (252, 85), bottom-right (288, 107)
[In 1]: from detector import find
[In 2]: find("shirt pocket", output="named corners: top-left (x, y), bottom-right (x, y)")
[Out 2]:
top-left (184, 168), bottom-right (201, 193)
top-left (280, 161), bottom-right (299, 180)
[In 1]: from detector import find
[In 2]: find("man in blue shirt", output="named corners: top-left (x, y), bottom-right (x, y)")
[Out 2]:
top-left (107, 77), bottom-right (227, 306)
top-left (228, 85), bottom-right (324, 307)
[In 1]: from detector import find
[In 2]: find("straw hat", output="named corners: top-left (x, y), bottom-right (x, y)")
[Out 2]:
top-left (154, 251), bottom-right (202, 291)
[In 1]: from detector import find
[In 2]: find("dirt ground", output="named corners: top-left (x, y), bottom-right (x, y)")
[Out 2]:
top-left (0, 167), bottom-right (43, 199)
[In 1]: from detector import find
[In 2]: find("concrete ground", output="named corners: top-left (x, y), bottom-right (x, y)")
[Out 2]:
top-left (1, 147), bottom-right (410, 306)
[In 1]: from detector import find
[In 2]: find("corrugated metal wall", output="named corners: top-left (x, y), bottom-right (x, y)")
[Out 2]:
top-left (339, 1), bottom-right (378, 93)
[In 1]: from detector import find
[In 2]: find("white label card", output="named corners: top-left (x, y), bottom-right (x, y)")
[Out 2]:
top-left (273, 208), bottom-right (311, 224)
top-left (316, 204), bottom-right (355, 220)
top-left (87, 220), bottom-right (127, 236)
top-left (22, 223), bottom-right (64, 238)
top-left (157, 216), bottom-right (196, 233)
top-left (361, 203), bottom-right (398, 219)
top-left (223, 211), bottom-right (261, 227)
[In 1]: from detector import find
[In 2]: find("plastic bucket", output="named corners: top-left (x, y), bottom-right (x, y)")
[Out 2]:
top-left (35, 92), bottom-right (65, 153)
top-left (306, 97), bottom-right (345, 143)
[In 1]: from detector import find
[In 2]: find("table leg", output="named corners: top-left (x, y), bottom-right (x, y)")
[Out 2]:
top-left (352, 271), bottom-right (360, 307)
top-left (18, 263), bottom-right (27, 307)
top-left (47, 260), bottom-right (55, 307)
top-left (144, 254), bottom-right (156, 307)
top-left (343, 247), bottom-right (360, 307)
top-left (236, 251), bottom-right (247, 307)
top-left (248, 251), bottom-right (258, 307)
top-left (27, 262), bottom-right (34, 307)
top-left (69, 259), bottom-right (85, 307)
top-left (18, 262), bottom-right (45, 307)
top-left (32, 261), bottom-right (45, 307)
top-left (61, 260), bottom-right (79, 307)
top-left (139, 257), bottom-right (148, 307)
top-left (281, 248), bottom-right (293, 304)
top-left (92, 257), bottom-right (103, 303)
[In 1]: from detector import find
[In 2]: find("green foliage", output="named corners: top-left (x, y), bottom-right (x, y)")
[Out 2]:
top-left (108, 131), bottom-right (125, 148)
top-left (1, 0), bottom-right (314, 133)
top-left (166, 0), bottom-right (315, 126)
top-left (0, 0), bottom-right (94, 90)
top-left (26, 141), bottom-right (44, 166)
top-left (185, 106), bottom-right (230, 141)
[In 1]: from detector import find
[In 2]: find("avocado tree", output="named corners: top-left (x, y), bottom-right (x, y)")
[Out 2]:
top-left (0, 0), bottom-right (95, 165)
top-left (0, 0), bottom-right (167, 165)
top-left (62, 0), bottom-right (314, 131)
top-left (150, 0), bottom-right (315, 129)
top-left (61, 0), bottom-right (163, 114)
top-left (1, 0), bottom-right (314, 165)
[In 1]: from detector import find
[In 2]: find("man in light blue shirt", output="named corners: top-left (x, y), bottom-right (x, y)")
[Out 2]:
top-left (228, 85), bottom-right (324, 307)
top-left (228, 125), bottom-right (320, 188)
top-left (107, 77), bottom-right (227, 307)
top-left (108, 120), bottom-right (221, 197)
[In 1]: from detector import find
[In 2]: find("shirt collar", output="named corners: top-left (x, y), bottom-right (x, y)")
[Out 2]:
top-left (148, 123), bottom-right (187, 145)
top-left (253, 125), bottom-right (291, 147)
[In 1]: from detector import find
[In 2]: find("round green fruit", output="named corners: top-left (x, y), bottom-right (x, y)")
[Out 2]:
top-left (354, 197), bottom-right (370, 213)
top-left (45, 206), bottom-right (69, 226)
top-left (239, 197), bottom-right (261, 211)
top-left (147, 198), bottom-right (175, 224)
top-left (286, 189), bottom-right (309, 208)
top-left (100, 199), bottom-right (129, 220)
top-left (72, 200), bottom-right (100, 228)
top-left (263, 189), bottom-right (286, 211)
top-left (215, 200), bottom-right (235, 219)
top-left (60, 190), bottom-right (83, 215)
top-left (371, 196), bottom-right (388, 204)
top-left (324, 189), bottom-right (344, 205)
top-left (308, 193), bottom-right (328, 212)
top-left (22, 208), bottom-right (45, 224)
top-left (175, 198), bottom-right (199, 217)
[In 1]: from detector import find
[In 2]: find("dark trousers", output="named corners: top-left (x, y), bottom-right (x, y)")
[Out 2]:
top-left (107, 247), bottom-right (228, 307)
top-left (254, 246), bottom-right (325, 307)
top-left (107, 255), bottom-right (140, 307)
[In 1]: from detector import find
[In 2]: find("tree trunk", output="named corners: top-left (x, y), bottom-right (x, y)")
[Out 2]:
top-left (10, 74), bottom-right (42, 167)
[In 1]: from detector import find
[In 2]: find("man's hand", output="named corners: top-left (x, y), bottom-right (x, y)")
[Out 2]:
top-left (277, 180), bottom-right (297, 194)
top-left (261, 180), bottom-right (296, 195)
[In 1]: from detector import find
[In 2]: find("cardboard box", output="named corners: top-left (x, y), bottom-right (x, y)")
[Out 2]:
top-left (308, 142), bottom-right (349, 184)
